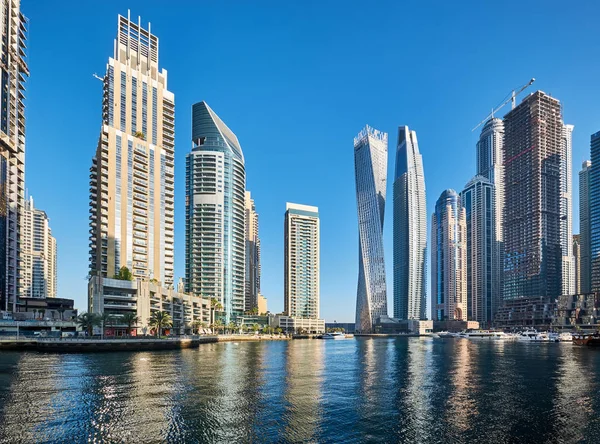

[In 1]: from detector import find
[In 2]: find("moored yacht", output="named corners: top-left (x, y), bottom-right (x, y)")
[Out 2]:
top-left (517, 330), bottom-right (550, 342)
top-left (321, 332), bottom-right (346, 340)
top-left (458, 330), bottom-right (516, 340)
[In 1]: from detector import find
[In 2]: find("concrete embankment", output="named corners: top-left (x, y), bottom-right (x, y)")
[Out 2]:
top-left (0, 335), bottom-right (289, 352)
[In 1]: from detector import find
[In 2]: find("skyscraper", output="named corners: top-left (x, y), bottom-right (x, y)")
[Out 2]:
top-left (590, 132), bottom-right (600, 292)
top-left (245, 191), bottom-right (261, 313)
top-left (431, 190), bottom-right (467, 321)
top-left (561, 124), bottom-right (575, 296)
top-left (21, 197), bottom-right (56, 299)
top-left (393, 126), bottom-right (427, 320)
top-left (0, 0), bottom-right (28, 312)
top-left (503, 91), bottom-right (563, 300)
top-left (354, 126), bottom-right (388, 333)
top-left (284, 203), bottom-right (320, 319)
top-left (573, 234), bottom-right (581, 295)
top-left (580, 160), bottom-right (592, 293)
top-left (476, 117), bottom-right (504, 303)
top-left (460, 176), bottom-right (497, 324)
top-left (186, 101), bottom-right (246, 323)
top-left (89, 13), bottom-right (175, 287)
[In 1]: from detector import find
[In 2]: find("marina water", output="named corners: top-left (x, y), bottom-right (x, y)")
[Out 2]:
top-left (1, 338), bottom-right (599, 443)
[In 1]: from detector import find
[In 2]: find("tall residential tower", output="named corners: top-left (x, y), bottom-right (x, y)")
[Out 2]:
top-left (561, 124), bottom-right (575, 296)
top-left (284, 203), bottom-right (320, 320)
top-left (21, 197), bottom-right (56, 299)
top-left (186, 101), bottom-right (246, 323)
top-left (89, 13), bottom-right (175, 287)
top-left (0, 0), bottom-right (28, 312)
top-left (354, 126), bottom-right (388, 333)
top-left (431, 190), bottom-right (467, 321)
top-left (245, 191), bottom-right (261, 313)
top-left (503, 91), bottom-right (563, 300)
top-left (393, 126), bottom-right (427, 320)
top-left (461, 177), bottom-right (497, 324)
top-left (580, 160), bottom-right (592, 293)
top-left (590, 132), bottom-right (600, 292)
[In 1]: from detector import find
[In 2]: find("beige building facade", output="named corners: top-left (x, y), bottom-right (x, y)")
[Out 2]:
top-left (89, 13), bottom-right (174, 286)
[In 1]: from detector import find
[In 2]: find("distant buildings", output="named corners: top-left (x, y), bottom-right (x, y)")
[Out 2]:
top-left (21, 197), bottom-right (56, 299)
top-left (88, 13), bottom-right (175, 286)
top-left (185, 102), bottom-right (246, 323)
top-left (245, 191), bottom-right (261, 313)
top-left (393, 126), bottom-right (427, 320)
top-left (284, 203), bottom-right (320, 319)
top-left (460, 176), bottom-right (497, 325)
top-left (431, 190), bottom-right (467, 321)
top-left (580, 160), bottom-right (592, 293)
top-left (0, 0), bottom-right (28, 312)
top-left (354, 126), bottom-right (388, 333)
top-left (503, 91), bottom-right (563, 300)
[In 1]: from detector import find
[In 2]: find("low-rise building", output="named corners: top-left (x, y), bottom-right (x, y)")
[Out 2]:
top-left (275, 315), bottom-right (324, 334)
top-left (325, 322), bottom-right (355, 333)
top-left (88, 276), bottom-right (211, 335)
top-left (373, 316), bottom-right (433, 334)
top-left (494, 296), bottom-right (557, 330)
top-left (15, 297), bottom-right (78, 321)
top-left (238, 314), bottom-right (273, 331)
top-left (432, 320), bottom-right (479, 333)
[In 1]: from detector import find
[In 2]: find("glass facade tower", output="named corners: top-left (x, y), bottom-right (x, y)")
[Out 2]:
top-left (580, 160), bottom-right (592, 293)
top-left (186, 101), bottom-right (246, 323)
top-left (393, 126), bottom-right (427, 320)
top-left (354, 126), bottom-right (388, 332)
top-left (590, 132), bottom-right (600, 292)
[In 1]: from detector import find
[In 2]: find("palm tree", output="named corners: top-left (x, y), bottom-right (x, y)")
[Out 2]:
top-left (120, 313), bottom-right (140, 337)
top-left (210, 298), bottom-right (218, 328)
top-left (99, 312), bottom-right (115, 340)
top-left (148, 311), bottom-right (172, 337)
top-left (214, 319), bottom-right (223, 335)
top-left (252, 323), bottom-right (259, 334)
top-left (77, 312), bottom-right (100, 337)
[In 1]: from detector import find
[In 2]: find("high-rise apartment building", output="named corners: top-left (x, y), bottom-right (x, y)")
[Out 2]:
top-left (431, 189), bottom-right (467, 321)
top-left (590, 132), bottom-right (600, 292)
top-left (573, 234), bottom-right (581, 295)
top-left (503, 91), bottom-right (563, 300)
top-left (393, 126), bottom-right (427, 320)
top-left (89, 13), bottom-right (175, 288)
top-left (561, 124), bottom-right (575, 296)
top-left (284, 203), bottom-right (320, 319)
top-left (580, 160), bottom-right (592, 293)
top-left (0, 0), bottom-right (28, 312)
top-left (354, 126), bottom-right (388, 333)
top-left (186, 101), bottom-right (246, 323)
top-left (476, 117), bottom-right (504, 303)
top-left (21, 197), bottom-right (56, 299)
top-left (245, 191), bottom-right (261, 313)
top-left (460, 176), bottom-right (497, 324)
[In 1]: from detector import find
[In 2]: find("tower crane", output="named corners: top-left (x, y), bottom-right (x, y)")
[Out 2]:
top-left (472, 78), bottom-right (536, 132)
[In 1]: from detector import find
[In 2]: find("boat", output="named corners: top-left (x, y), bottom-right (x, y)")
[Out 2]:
top-left (459, 330), bottom-right (516, 340)
top-left (517, 330), bottom-right (550, 342)
top-left (558, 332), bottom-right (573, 342)
top-left (573, 332), bottom-right (600, 346)
top-left (321, 332), bottom-right (346, 340)
top-left (437, 331), bottom-right (457, 338)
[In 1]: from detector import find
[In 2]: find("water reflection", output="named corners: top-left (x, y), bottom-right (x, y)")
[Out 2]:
top-left (445, 339), bottom-right (479, 434)
top-left (282, 340), bottom-right (324, 442)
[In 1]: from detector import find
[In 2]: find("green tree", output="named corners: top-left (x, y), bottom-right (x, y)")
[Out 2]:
top-left (77, 312), bottom-right (100, 336)
top-left (275, 327), bottom-right (282, 335)
top-left (210, 298), bottom-right (218, 328)
top-left (120, 313), bottom-right (140, 337)
top-left (148, 311), bottom-right (172, 337)
top-left (251, 306), bottom-right (259, 315)
top-left (113, 266), bottom-right (133, 281)
top-left (213, 319), bottom-right (224, 335)
top-left (227, 321), bottom-right (236, 334)
top-left (252, 323), bottom-right (259, 334)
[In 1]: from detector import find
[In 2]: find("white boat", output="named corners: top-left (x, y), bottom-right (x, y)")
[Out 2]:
top-left (517, 330), bottom-right (550, 342)
top-left (558, 332), bottom-right (573, 342)
top-left (459, 330), bottom-right (516, 340)
top-left (438, 331), bottom-right (457, 338)
top-left (321, 332), bottom-right (346, 340)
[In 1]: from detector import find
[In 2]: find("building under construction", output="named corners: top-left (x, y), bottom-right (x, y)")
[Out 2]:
top-left (503, 91), bottom-right (564, 301)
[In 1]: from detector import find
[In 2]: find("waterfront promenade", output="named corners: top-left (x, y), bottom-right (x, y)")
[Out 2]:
top-left (0, 334), bottom-right (289, 352)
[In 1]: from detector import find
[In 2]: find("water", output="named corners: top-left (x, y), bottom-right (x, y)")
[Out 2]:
top-left (0, 338), bottom-right (599, 443)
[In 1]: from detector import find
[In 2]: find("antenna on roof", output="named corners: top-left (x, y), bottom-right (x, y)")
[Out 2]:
top-left (92, 73), bottom-right (103, 81)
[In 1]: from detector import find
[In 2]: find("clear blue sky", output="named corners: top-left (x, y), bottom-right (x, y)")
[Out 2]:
top-left (24, 1), bottom-right (600, 321)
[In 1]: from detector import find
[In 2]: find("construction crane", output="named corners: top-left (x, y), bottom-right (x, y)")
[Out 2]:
top-left (472, 78), bottom-right (536, 132)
